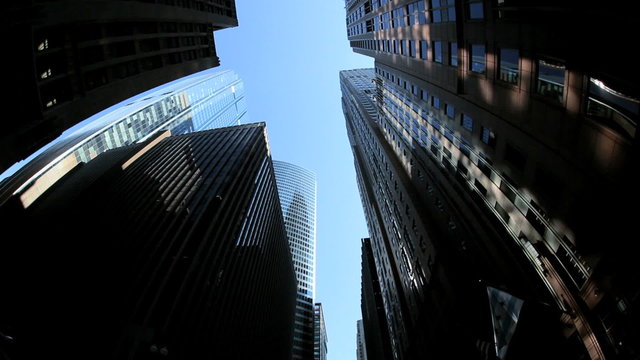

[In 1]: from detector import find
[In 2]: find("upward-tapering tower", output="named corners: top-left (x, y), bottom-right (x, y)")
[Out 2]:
top-left (273, 160), bottom-right (318, 360)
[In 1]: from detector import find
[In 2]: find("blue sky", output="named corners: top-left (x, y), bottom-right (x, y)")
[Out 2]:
top-left (215, 2), bottom-right (372, 359)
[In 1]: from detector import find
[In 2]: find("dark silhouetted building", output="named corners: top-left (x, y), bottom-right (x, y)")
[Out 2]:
top-left (0, 123), bottom-right (296, 359)
top-left (313, 303), bottom-right (328, 360)
top-left (273, 160), bottom-right (318, 360)
top-left (1, 0), bottom-right (238, 173)
top-left (344, 1), bottom-right (638, 359)
top-left (360, 238), bottom-right (393, 360)
top-left (356, 319), bottom-right (368, 360)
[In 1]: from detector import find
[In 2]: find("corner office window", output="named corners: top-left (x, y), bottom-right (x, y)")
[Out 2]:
top-left (537, 59), bottom-right (565, 103)
top-left (468, 0), bottom-right (484, 19)
top-left (433, 41), bottom-right (443, 63)
top-left (499, 49), bottom-right (519, 84)
top-left (470, 44), bottom-right (486, 74)
top-left (449, 42), bottom-right (458, 66)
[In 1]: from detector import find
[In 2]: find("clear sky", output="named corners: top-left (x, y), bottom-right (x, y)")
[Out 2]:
top-left (215, 2), bottom-right (372, 359)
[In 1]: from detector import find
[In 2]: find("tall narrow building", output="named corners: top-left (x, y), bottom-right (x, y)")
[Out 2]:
top-left (0, 123), bottom-right (297, 359)
top-left (313, 303), bottom-right (328, 360)
top-left (1, 69), bottom-right (247, 207)
top-left (360, 238), bottom-right (393, 360)
top-left (2, 0), bottom-right (238, 172)
top-left (273, 160), bottom-right (318, 360)
top-left (356, 320), bottom-right (368, 360)
top-left (344, 1), bottom-right (638, 359)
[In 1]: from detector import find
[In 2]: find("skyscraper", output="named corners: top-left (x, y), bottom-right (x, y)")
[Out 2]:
top-left (1, 69), bottom-right (247, 208)
top-left (0, 123), bottom-right (297, 359)
top-left (313, 303), bottom-right (328, 360)
top-left (360, 238), bottom-right (393, 360)
top-left (2, 0), bottom-right (238, 172)
top-left (356, 319), bottom-right (368, 360)
top-left (273, 160), bottom-right (318, 360)
top-left (344, 1), bottom-right (638, 359)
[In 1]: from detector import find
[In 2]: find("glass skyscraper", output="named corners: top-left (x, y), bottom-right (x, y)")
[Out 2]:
top-left (273, 160), bottom-right (318, 360)
top-left (2, 69), bottom-right (247, 208)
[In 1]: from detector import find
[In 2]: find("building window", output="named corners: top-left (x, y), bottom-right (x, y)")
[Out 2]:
top-left (420, 40), bottom-right (429, 60)
top-left (407, 1), bottom-right (427, 25)
top-left (499, 48), bottom-right (519, 84)
top-left (470, 44), bottom-right (486, 74)
top-left (431, 0), bottom-right (456, 23)
top-left (461, 114), bottom-right (473, 131)
top-left (481, 126), bottom-right (496, 147)
top-left (468, 0), bottom-right (484, 19)
top-left (392, 7), bottom-right (406, 28)
top-left (449, 42), bottom-right (458, 66)
top-left (445, 104), bottom-right (455, 118)
top-left (400, 39), bottom-right (405, 55)
top-left (537, 59), bottom-right (565, 103)
top-left (432, 96), bottom-right (440, 109)
top-left (393, 40), bottom-right (397, 54)
top-left (408, 40), bottom-right (416, 57)
top-left (433, 41), bottom-right (443, 63)
top-left (421, 89), bottom-right (429, 101)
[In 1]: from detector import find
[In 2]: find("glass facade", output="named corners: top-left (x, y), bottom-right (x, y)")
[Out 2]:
top-left (11, 70), bottom-right (247, 198)
top-left (273, 160), bottom-right (318, 360)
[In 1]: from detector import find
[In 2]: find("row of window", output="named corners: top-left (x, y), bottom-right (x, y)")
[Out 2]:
top-left (355, 40), bottom-right (567, 103)
top-left (347, 0), bottom-right (485, 36)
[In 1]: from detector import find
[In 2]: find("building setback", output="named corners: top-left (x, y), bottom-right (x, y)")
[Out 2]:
top-left (273, 160), bottom-right (318, 360)
top-left (0, 123), bottom-right (296, 359)
top-left (1, 0), bottom-right (238, 173)
top-left (344, 1), bottom-right (638, 359)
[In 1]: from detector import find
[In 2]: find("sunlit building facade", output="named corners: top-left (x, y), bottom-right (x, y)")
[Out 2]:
top-left (2, 0), bottom-right (238, 173)
top-left (344, 1), bottom-right (638, 359)
top-left (0, 123), bottom-right (297, 359)
top-left (273, 160), bottom-right (318, 360)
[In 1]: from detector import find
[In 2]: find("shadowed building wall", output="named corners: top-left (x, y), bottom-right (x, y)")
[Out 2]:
top-left (0, 123), bottom-right (296, 359)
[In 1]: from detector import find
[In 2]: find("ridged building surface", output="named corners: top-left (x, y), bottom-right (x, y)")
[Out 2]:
top-left (2, 0), bottom-right (238, 172)
top-left (273, 160), bottom-right (318, 360)
top-left (0, 123), bottom-right (296, 359)
top-left (343, 1), bottom-right (638, 359)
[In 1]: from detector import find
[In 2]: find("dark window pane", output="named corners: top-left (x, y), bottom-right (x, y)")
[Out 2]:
top-left (469, 2), bottom-right (484, 19)
top-left (499, 49), bottom-right (519, 84)
top-left (449, 42), bottom-right (458, 66)
top-left (434, 41), bottom-right (443, 63)
top-left (471, 44), bottom-right (486, 73)
top-left (537, 60), bottom-right (565, 102)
